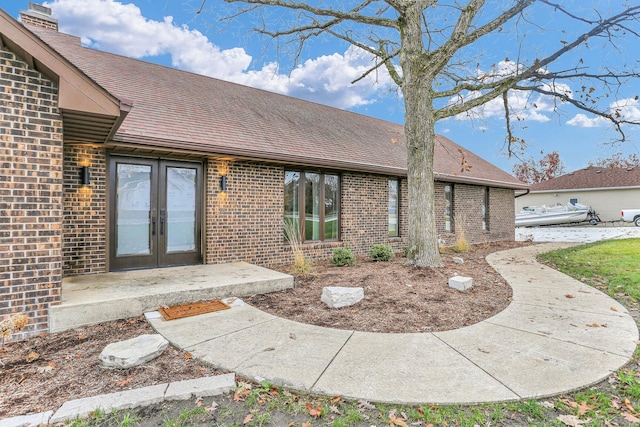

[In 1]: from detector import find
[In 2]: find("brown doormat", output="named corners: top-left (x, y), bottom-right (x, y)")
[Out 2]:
top-left (158, 299), bottom-right (231, 321)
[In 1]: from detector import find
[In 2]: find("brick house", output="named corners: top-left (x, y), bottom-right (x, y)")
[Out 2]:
top-left (1, 5), bottom-right (527, 339)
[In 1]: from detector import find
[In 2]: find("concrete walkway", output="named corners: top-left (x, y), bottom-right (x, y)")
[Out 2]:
top-left (148, 243), bottom-right (639, 404)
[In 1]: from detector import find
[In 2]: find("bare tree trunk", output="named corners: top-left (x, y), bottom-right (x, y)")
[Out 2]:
top-left (401, 2), bottom-right (444, 268)
top-left (404, 91), bottom-right (443, 267)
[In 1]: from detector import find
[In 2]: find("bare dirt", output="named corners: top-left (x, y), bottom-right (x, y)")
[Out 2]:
top-left (0, 241), bottom-right (527, 418)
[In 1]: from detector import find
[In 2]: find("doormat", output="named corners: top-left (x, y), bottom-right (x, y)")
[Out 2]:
top-left (158, 299), bottom-right (231, 321)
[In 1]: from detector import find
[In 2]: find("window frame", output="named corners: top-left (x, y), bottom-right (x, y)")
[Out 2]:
top-left (445, 183), bottom-right (454, 233)
top-left (482, 187), bottom-right (490, 231)
top-left (284, 170), bottom-right (341, 243)
top-left (388, 178), bottom-right (400, 237)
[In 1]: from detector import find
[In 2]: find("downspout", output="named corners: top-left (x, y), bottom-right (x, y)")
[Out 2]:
top-left (515, 189), bottom-right (530, 198)
top-left (105, 99), bottom-right (134, 143)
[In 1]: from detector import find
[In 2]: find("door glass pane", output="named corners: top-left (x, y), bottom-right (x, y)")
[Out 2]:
top-left (166, 167), bottom-right (196, 252)
top-left (324, 175), bottom-right (339, 240)
top-left (304, 172), bottom-right (320, 240)
top-left (116, 164), bottom-right (151, 256)
top-left (284, 171), bottom-right (300, 239)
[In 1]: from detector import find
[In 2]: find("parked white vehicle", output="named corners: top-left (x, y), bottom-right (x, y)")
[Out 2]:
top-left (621, 209), bottom-right (640, 226)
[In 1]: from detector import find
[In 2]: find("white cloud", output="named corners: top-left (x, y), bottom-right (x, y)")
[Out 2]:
top-left (567, 97), bottom-right (640, 127)
top-left (567, 114), bottom-right (604, 127)
top-left (610, 98), bottom-right (640, 122)
top-left (43, 0), bottom-right (392, 110)
top-left (450, 62), bottom-right (573, 124)
top-left (455, 89), bottom-right (551, 123)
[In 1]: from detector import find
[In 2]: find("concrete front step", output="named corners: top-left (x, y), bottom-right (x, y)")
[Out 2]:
top-left (50, 262), bottom-right (293, 333)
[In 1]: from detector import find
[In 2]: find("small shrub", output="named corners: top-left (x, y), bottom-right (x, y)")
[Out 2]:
top-left (332, 246), bottom-right (355, 266)
top-left (402, 246), bottom-right (409, 257)
top-left (452, 211), bottom-right (470, 253)
top-left (284, 220), bottom-right (313, 275)
top-left (1, 313), bottom-right (29, 344)
top-left (369, 244), bottom-right (394, 262)
top-left (451, 233), bottom-right (470, 253)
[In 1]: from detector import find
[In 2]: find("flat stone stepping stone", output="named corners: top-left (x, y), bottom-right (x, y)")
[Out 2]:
top-left (99, 334), bottom-right (169, 369)
top-left (321, 286), bottom-right (364, 308)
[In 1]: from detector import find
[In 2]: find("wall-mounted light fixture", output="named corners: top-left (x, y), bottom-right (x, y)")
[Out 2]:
top-left (80, 166), bottom-right (90, 186)
top-left (220, 175), bottom-right (227, 191)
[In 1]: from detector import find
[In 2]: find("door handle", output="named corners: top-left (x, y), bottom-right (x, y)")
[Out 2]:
top-left (151, 211), bottom-right (157, 236)
top-left (160, 209), bottom-right (166, 235)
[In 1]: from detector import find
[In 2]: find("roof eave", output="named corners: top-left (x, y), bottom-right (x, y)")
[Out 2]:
top-left (0, 9), bottom-right (126, 143)
top-left (435, 173), bottom-right (529, 190)
top-left (110, 134), bottom-right (408, 176)
top-left (530, 185), bottom-right (640, 193)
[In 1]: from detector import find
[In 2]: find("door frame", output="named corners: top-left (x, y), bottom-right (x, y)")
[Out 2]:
top-left (107, 155), bottom-right (204, 271)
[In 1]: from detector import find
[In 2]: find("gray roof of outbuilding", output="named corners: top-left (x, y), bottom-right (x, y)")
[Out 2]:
top-left (530, 166), bottom-right (640, 191)
top-left (28, 25), bottom-right (526, 189)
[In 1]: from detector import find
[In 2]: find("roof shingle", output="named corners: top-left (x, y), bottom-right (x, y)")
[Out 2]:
top-left (530, 166), bottom-right (640, 191)
top-left (28, 25), bottom-right (525, 189)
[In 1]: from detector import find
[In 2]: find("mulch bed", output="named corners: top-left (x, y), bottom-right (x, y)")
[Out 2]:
top-left (248, 240), bottom-right (529, 333)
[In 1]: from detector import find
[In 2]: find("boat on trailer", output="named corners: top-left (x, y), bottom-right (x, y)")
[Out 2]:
top-left (516, 202), bottom-right (600, 227)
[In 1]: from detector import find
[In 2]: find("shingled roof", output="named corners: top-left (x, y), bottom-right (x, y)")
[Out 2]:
top-left (530, 166), bottom-right (640, 192)
top-left (25, 23), bottom-right (525, 189)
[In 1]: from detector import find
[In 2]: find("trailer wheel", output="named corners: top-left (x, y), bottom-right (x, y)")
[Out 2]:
top-left (635, 216), bottom-right (640, 227)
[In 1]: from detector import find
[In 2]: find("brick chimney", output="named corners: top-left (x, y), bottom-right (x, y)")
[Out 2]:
top-left (20, 2), bottom-right (58, 31)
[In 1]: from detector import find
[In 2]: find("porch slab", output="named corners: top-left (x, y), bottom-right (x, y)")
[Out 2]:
top-left (50, 262), bottom-right (293, 333)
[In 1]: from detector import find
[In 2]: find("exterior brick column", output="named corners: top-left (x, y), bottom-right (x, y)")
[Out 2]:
top-left (0, 47), bottom-right (64, 341)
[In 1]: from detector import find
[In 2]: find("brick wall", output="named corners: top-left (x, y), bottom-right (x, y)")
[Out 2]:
top-left (0, 47), bottom-right (63, 341)
top-left (19, 6), bottom-right (59, 31)
top-left (19, 14), bottom-right (58, 31)
top-left (340, 172), bottom-right (407, 255)
top-left (487, 187), bottom-right (515, 241)
top-left (204, 161), bottom-right (410, 266)
top-left (203, 160), bottom-right (513, 267)
top-left (435, 182), bottom-right (514, 246)
top-left (62, 146), bottom-right (107, 275)
top-left (205, 160), bottom-right (286, 266)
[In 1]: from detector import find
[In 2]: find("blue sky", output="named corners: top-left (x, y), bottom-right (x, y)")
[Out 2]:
top-left (5, 0), bottom-right (640, 174)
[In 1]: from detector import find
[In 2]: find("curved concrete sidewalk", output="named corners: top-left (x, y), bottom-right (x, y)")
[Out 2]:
top-left (148, 243), bottom-right (638, 404)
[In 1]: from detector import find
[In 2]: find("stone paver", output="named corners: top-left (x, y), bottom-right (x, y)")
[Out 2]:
top-left (0, 411), bottom-right (52, 427)
top-left (0, 374), bottom-right (236, 426)
top-left (99, 333), bottom-right (169, 368)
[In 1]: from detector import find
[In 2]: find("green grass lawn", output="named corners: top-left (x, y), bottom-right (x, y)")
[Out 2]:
top-left (538, 238), bottom-right (640, 302)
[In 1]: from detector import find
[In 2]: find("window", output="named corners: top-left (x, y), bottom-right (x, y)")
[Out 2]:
top-left (445, 184), bottom-right (453, 232)
top-left (284, 170), bottom-right (340, 242)
top-left (482, 187), bottom-right (490, 231)
top-left (388, 179), bottom-right (399, 237)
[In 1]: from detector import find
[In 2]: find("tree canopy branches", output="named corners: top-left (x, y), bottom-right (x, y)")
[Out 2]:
top-left (217, 0), bottom-right (640, 145)
top-left (212, 0), bottom-right (640, 267)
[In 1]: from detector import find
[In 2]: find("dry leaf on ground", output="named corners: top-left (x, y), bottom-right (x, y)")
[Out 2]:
top-left (557, 414), bottom-right (590, 426)
top-left (306, 402), bottom-right (322, 417)
top-left (623, 412), bottom-right (640, 423)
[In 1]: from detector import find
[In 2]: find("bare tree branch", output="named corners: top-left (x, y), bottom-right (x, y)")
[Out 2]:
top-left (431, 0), bottom-right (535, 72)
top-left (225, 0), bottom-right (399, 29)
top-left (435, 3), bottom-right (640, 124)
